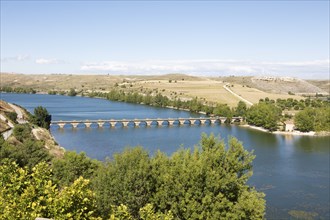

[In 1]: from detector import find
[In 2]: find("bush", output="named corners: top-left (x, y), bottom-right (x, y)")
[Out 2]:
top-left (13, 124), bottom-right (32, 142)
top-left (67, 88), bottom-right (77, 96)
top-left (5, 111), bottom-right (17, 123)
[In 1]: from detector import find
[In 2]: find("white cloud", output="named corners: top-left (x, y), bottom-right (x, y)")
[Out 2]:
top-left (35, 58), bottom-right (64, 64)
top-left (1, 54), bottom-right (30, 62)
top-left (80, 59), bottom-right (329, 79)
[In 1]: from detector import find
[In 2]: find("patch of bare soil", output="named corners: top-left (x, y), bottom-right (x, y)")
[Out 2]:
top-left (306, 80), bottom-right (330, 93)
top-left (32, 127), bottom-right (64, 158)
top-left (250, 76), bottom-right (327, 95)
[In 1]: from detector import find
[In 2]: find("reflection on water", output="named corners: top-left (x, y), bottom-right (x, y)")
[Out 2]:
top-left (1, 93), bottom-right (329, 219)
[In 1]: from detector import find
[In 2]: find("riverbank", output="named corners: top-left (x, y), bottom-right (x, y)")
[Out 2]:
top-left (0, 100), bottom-right (65, 157)
top-left (2, 73), bottom-right (317, 108)
top-left (239, 124), bottom-right (329, 136)
top-left (3, 92), bottom-right (329, 137)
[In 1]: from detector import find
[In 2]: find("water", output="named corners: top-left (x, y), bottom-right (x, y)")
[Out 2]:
top-left (1, 93), bottom-right (329, 219)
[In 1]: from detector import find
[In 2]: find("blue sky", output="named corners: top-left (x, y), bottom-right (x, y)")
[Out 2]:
top-left (1, 0), bottom-right (329, 79)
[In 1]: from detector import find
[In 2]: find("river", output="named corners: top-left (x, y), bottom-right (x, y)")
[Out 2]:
top-left (1, 93), bottom-right (329, 219)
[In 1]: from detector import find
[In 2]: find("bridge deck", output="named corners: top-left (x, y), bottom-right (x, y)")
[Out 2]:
top-left (51, 117), bottom-right (242, 124)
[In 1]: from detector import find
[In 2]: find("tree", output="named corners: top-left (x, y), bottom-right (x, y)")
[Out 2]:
top-left (213, 104), bottom-right (232, 117)
top-left (52, 151), bottom-right (100, 187)
top-left (5, 111), bottom-right (17, 123)
top-left (68, 88), bottom-right (77, 96)
top-left (13, 124), bottom-right (32, 142)
top-left (213, 104), bottom-right (233, 123)
top-left (246, 102), bottom-right (281, 131)
top-left (189, 97), bottom-right (203, 113)
top-left (150, 134), bottom-right (265, 219)
top-left (235, 101), bottom-right (247, 117)
top-left (294, 107), bottom-right (330, 132)
top-left (93, 147), bottom-right (154, 218)
top-left (92, 134), bottom-right (265, 219)
top-left (0, 161), bottom-right (100, 219)
top-left (30, 106), bottom-right (52, 129)
top-left (294, 107), bottom-right (315, 132)
top-left (1, 126), bottom-right (52, 169)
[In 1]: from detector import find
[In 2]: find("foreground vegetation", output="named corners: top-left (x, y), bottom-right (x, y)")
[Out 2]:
top-left (0, 107), bottom-right (265, 219)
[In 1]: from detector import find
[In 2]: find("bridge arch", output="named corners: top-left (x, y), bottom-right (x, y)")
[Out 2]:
top-left (50, 117), bottom-right (244, 129)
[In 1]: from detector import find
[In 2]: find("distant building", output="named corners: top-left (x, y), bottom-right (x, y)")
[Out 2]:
top-left (284, 120), bottom-right (295, 132)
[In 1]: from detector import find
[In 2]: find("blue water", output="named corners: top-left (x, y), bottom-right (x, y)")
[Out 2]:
top-left (1, 93), bottom-right (329, 219)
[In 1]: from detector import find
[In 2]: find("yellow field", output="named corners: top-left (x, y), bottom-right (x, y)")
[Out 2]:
top-left (133, 79), bottom-right (241, 106)
top-left (228, 84), bottom-right (304, 104)
top-left (1, 73), bottom-right (308, 107)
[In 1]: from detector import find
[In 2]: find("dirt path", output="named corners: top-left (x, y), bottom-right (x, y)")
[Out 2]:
top-left (8, 103), bottom-right (27, 124)
top-left (223, 84), bottom-right (253, 106)
top-left (1, 104), bottom-right (27, 140)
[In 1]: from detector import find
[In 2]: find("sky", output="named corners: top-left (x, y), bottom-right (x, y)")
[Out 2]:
top-left (1, 0), bottom-right (329, 79)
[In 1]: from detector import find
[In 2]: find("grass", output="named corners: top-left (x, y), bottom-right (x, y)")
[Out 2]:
top-left (2, 73), bottom-right (324, 107)
top-left (229, 83), bottom-right (304, 104)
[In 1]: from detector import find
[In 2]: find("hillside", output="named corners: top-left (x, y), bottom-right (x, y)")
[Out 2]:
top-left (216, 76), bottom-right (329, 95)
top-left (1, 73), bottom-right (328, 107)
top-left (0, 100), bottom-right (64, 157)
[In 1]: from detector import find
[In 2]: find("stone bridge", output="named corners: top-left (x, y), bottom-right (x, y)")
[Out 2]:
top-left (51, 117), bottom-right (243, 129)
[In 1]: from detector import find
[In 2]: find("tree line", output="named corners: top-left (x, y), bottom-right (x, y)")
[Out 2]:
top-left (2, 86), bottom-right (329, 132)
top-left (1, 86), bottom-right (36, 94)
top-left (0, 106), bottom-right (266, 219)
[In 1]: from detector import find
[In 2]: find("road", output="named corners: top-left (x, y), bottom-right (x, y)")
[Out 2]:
top-left (8, 103), bottom-right (27, 124)
top-left (223, 84), bottom-right (253, 106)
top-left (1, 103), bottom-right (27, 140)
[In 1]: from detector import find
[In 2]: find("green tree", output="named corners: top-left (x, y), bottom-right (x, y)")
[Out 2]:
top-left (30, 106), bottom-right (52, 129)
top-left (150, 134), bottom-right (265, 219)
top-left (246, 102), bottom-right (281, 131)
top-left (294, 107), bottom-right (330, 132)
top-left (1, 129), bottom-right (52, 169)
top-left (213, 104), bottom-right (232, 117)
top-left (189, 97), bottom-right (203, 113)
top-left (68, 88), bottom-right (77, 96)
top-left (314, 107), bottom-right (330, 131)
top-left (5, 111), bottom-right (17, 123)
top-left (13, 124), bottom-right (32, 142)
top-left (93, 147), bottom-right (154, 218)
top-left (294, 107), bottom-right (316, 132)
top-left (235, 101), bottom-right (247, 117)
top-left (0, 161), bottom-right (100, 219)
top-left (52, 151), bottom-right (100, 187)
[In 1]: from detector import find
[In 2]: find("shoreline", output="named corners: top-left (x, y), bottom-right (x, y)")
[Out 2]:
top-left (240, 124), bottom-right (329, 136)
top-left (2, 92), bottom-right (329, 137)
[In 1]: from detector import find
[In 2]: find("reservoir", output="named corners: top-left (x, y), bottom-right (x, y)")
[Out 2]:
top-left (1, 93), bottom-right (329, 219)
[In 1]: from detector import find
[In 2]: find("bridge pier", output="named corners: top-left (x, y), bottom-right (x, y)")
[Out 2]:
top-left (179, 119), bottom-right (185, 125)
top-left (57, 123), bottom-right (65, 129)
top-left (110, 122), bottom-right (116, 127)
top-left (51, 117), bottom-right (244, 129)
top-left (146, 121), bottom-right (153, 126)
top-left (211, 119), bottom-right (220, 124)
top-left (85, 122), bottom-right (92, 128)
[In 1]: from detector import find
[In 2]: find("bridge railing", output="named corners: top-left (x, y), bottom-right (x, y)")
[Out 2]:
top-left (50, 117), bottom-right (244, 128)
